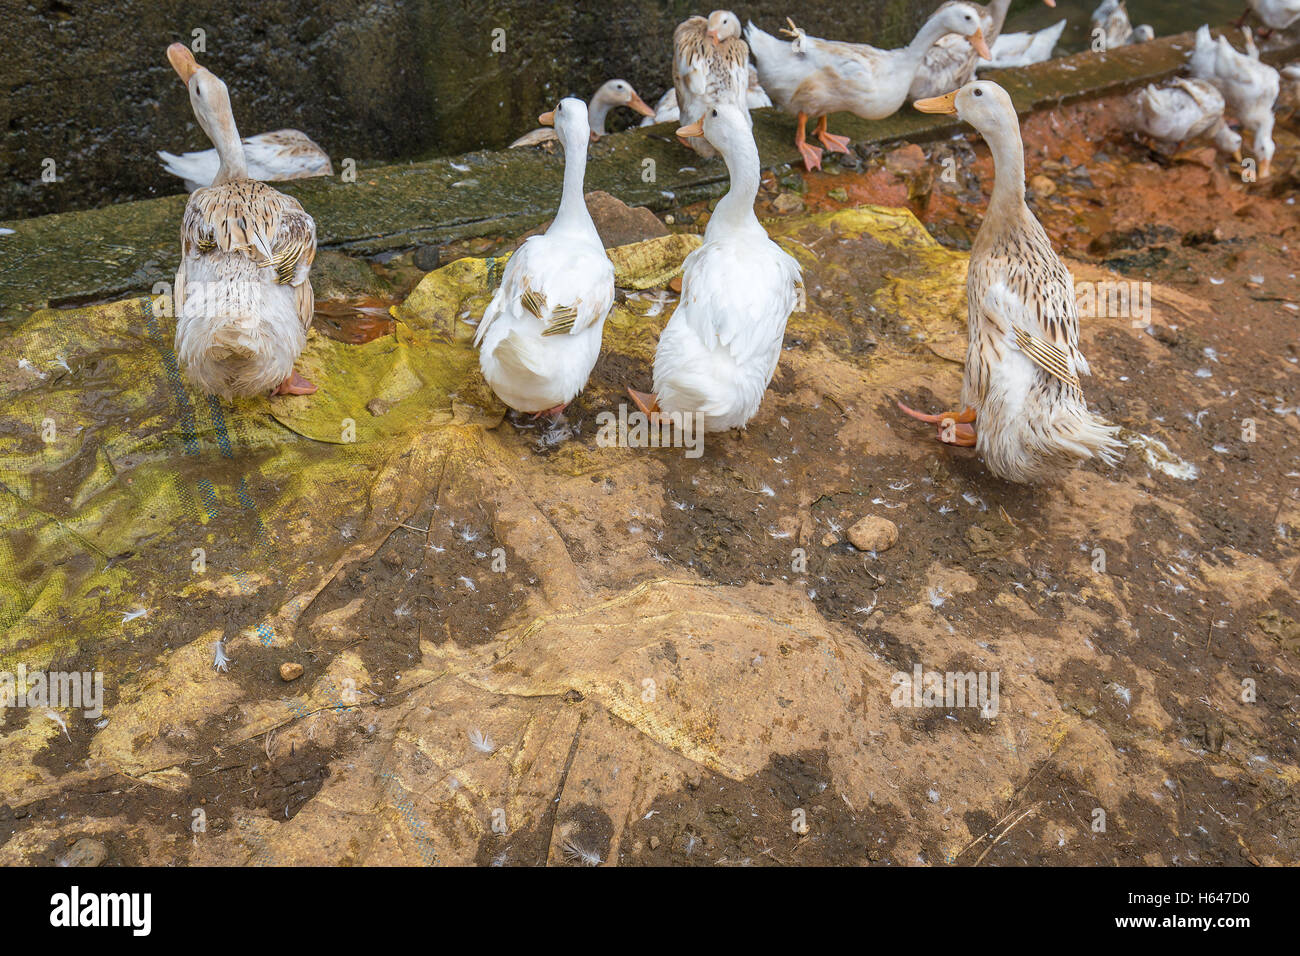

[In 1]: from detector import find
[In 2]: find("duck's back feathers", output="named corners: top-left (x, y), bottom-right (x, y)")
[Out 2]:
top-left (654, 234), bottom-right (800, 430)
top-left (475, 234), bottom-right (614, 413)
top-left (174, 179), bottom-right (316, 397)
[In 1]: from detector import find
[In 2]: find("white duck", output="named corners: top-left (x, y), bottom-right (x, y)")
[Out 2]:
top-left (477, 98), bottom-right (615, 416)
top-left (1129, 78), bottom-right (1243, 159)
top-left (980, 18), bottom-right (1067, 69)
top-left (1189, 24), bottom-right (1281, 177)
top-left (628, 103), bottom-right (801, 433)
top-left (158, 129), bottom-right (332, 192)
top-left (642, 66), bottom-right (771, 126)
top-left (747, 3), bottom-right (990, 170)
top-left (673, 10), bottom-right (752, 156)
top-left (1245, 0), bottom-right (1300, 32)
top-left (166, 44), bottom-right (317, 399)
top-left (509, 80), bottom-right (654, 148)
top-left (912, 0), bottom-right (1056, 100)
top-left (1093, 0), bottom-right (1131, 47)
top-left (900, 81), bottom-right (1122, 482)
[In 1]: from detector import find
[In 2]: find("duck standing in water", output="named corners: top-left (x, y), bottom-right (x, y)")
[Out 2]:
top-left (166, 43), bottom-right (318, 398)
top-left (628, 103), bottom-right (801, 433)
top-left (476, 98), bottom-right (615, 417)
top-left (899, 81), bottom-right (1122, 483)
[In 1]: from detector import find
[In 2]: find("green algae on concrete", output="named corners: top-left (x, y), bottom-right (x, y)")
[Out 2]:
top-left (2, 29), bottom-right (1296, 325)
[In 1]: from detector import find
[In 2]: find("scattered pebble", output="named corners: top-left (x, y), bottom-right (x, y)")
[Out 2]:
top-left (1029, 174), bottom-right (1057, 198)
top-left (279, 661), bottom-right (304, 682)
top-left (59, 838), bottom-right (108, 868)
top-left (846, 516), bottom-right (899, 553)
top-left (772, 193), bottom-right (805, 214)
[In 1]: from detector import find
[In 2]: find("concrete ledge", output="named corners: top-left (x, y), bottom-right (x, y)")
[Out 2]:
top-left (2, 27), bottom-right (1295, 323)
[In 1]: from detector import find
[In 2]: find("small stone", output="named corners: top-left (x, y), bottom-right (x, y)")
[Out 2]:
top-left (1149, 324), bottom-right (1181, 347)
top-left (1029, 174), bottom-right (1056, 198)
top-left (846, 516), bottom-right (899, 553)
top-left (381, 551), bottom-right (403, 571)
top-left (280, 662), bottom-right (304, 682)
top-left (821, 531), bottom-right (840, 547)
top-left (649, 835), bottom-right (661, 850)
top-left (584, 191), bottom-right (670, 248)
top-left (827, 187), bottom-right (849, 202)
top-left (772, 192), bottom-right (805, 214)
top-left (366, 397), bottom-right (391, 417)
top-left (412, 244), bottom-right (442, 272)
top-left (61, 838), bottom-right (107, 867)
top-left (883, 143), bottom-right (927, 177)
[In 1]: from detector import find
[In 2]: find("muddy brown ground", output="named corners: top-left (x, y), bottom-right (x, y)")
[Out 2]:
top-left (3, 87), bottom-right (1298, 867)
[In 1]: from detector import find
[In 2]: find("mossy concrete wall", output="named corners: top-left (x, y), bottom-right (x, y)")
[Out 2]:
top-left (0, 0), bottom-right (929, 220)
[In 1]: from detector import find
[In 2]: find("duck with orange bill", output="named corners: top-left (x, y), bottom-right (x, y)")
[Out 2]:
top-left (476, 98), bottom-right (615, 418)
top-left (745, 2), bottom-right (991, 171)
top-left (672, 9), bottom-right (753, 157)
top-left (510, 79), bottom-right (654, 148)
top-left (898, 81), bottom-right (1122, 483)
top-left (165, 43), bottom-right (319, 399)
top-left (911, 0), bottom-right (1057, 101)
top-left (628, 104), bottom-right (801, 434)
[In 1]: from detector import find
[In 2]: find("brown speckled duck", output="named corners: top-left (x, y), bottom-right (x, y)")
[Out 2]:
top-left (167, 43), bottom-right (318, 399)
top-left (899, 81), bottom-right (1122, 482)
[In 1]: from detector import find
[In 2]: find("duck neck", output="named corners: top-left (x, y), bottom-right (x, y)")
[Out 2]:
top-left (984, 116), bottom-right (1028, 229)
top-left (587, 98), bottom-right (611, 136)
top-left (987, 0), bottom-right (1012, 40)
top-left (708, 132), bottom-right (762, 236)
top-left (904, 14), bottom-right (960, 66)
top-left (552, 133), bottom-right (598, 240)
top-left (210, 114), bottom-right (248, 184)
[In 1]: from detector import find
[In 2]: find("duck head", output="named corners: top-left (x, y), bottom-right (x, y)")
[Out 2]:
top-left (591, 79), bottom-right (655, 123)
top-left (166, 43), bottom-right (246, 181)
top-left (933, 3), bottom-right (991, 60)
top-left (539, 96), bottom-right (594, 153)
top-left (706, 10), bottom-right (742, 46)
top-left (914, 79), bottom-right (1016, 139)
top-left (677, 101), bottom-right (750, 155)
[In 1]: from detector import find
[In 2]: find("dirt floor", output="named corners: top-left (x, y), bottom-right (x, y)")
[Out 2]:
top-left (2, 87), bottom-right (1298, 866)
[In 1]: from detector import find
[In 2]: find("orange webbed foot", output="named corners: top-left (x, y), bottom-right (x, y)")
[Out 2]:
top-left (814, 116), bottom-right (852, 155)
top-left (897, 401), bottom-right (976, 446)
top-left (794, 112), bottom-right (824, 171)
top-left (273, 370), bottom-right (317, 396)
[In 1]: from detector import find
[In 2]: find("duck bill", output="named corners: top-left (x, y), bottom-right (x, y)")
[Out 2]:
top-left (969, 29), bottom-right (991, 60)
top-left (677, 120), bottom-right (704, 138)
top-left (166, 42), bottom-right (200, 83)
top-left (707, 30), bottom-right (720, 46)
top-left (1043, 0), bottom-right (1056, 7)
top-left (538, 111), bottom-right (555, 127)
top-left (629, 92), bottom-right (655, 118)
top-left (914, 90), bottom-right (959, 114)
